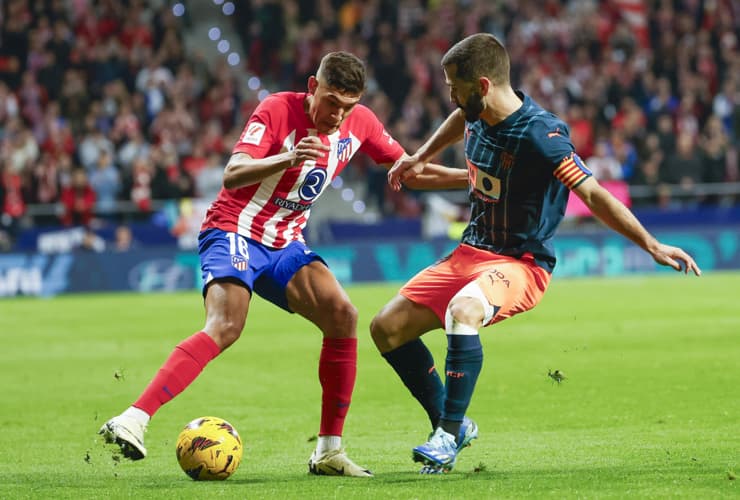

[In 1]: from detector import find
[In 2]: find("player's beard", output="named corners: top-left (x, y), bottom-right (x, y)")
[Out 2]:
top-left (460, 92), bottom-right (485, 122)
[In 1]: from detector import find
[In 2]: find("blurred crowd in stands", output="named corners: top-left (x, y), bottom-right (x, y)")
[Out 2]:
top-left (0, 0), bottom-right (738, 250)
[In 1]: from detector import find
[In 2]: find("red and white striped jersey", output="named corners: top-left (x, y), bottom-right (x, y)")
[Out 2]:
top-left (201, 92), bottom-right (404, 248)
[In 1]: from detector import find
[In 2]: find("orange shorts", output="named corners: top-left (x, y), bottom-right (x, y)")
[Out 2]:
top-left (400, 244), bottom-right (551, 327)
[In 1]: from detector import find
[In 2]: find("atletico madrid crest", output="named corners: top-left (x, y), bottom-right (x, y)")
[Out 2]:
top-left (336, 138), bottom-right (352, 162)
top-left (231, 255), bottom-right (248, 271)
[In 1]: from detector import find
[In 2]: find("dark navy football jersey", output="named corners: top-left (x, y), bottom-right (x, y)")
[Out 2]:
top-left (461, 92), bottom-right (592, 272)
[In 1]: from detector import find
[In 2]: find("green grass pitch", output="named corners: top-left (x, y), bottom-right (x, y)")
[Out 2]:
top-left (1, 273), bottom-right (738, 499)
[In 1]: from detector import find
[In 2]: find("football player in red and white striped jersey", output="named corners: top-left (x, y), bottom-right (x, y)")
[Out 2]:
top-left (99, 51), bottom-right (467, 476)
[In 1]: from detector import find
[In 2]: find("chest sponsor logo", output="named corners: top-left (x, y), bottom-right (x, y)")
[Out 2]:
top-left (273, 197), bottom-right (311, 211)
top-left (298, 167), bottom-right (328, 202)
top-left (466, 158), bottom-right (501, 203)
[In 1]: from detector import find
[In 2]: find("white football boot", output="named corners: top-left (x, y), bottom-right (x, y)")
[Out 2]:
top-left (308, 449), bottom-right (373, 477)
top-left (99, 415), bottom-right (147, 460)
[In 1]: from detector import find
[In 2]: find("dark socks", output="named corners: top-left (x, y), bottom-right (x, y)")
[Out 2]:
top-left (382, 339), bottom-right (445, 429)
top-left (440, 334), bottom-right (483, 440)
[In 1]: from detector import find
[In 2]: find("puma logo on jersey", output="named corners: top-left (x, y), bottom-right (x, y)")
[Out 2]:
top-left (547, 128), bottom-right (562, 138)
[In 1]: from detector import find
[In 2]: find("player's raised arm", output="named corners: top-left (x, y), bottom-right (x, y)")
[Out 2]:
top-left (416, 108), bottom-right (467, 160)
top-left (388, 110), bottom-right (466, 191)
top-left (383, 155), bottom-right (468, 191)
top-left (405, 161), bottom-right (468, 190)
top-left (572, 177), bottom-right (702, 276)
top-left (223, 137), bottom-right (330, 189)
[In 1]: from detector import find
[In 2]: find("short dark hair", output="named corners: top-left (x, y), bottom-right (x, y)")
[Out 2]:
top-left (441, 33), bottom-right (510, 86)
top-left (316, 51), bottom-right (367, 94)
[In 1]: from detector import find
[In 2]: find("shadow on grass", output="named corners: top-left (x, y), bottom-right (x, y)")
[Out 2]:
top-left (372, 462), bottom-right (729, 485)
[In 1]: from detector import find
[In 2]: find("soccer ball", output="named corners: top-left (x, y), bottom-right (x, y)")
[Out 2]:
top-left (175, 416), bottom-right (243, 480)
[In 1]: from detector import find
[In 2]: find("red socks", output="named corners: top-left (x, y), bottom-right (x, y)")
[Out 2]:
top-left (133, 331), bottom-right (221, 416)
top-left (318, 337), bottom-right (357, 436)
top-left (133, 332), bottom-right (356, 436)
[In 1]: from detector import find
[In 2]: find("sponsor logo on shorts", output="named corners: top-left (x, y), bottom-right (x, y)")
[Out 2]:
top-left (486, 269), bottom-right (510, 288)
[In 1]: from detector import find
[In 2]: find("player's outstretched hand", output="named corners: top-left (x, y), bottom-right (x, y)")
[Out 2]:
top-left (650, 243), bottom-right (702, 276)
top-left (292, 136), bottom-right (330, 166)
top-left (388, 155), bottom-right (425, 191)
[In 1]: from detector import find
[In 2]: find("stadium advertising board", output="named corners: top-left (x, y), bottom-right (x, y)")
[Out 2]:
top-left (0, 228), bottom-right (738, 297)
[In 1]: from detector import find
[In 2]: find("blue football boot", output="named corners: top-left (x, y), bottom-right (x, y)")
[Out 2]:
top-left (457, 416), bottom-right (478, 451)
top-left (416, 416), bottom-right (479, 474)
top-left (412, 427), bottom-right (458, 473)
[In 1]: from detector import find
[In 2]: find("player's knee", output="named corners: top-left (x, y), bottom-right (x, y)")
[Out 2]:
top-left (336, 299), bottom-right (358, 328)
top-left (323, 298), bottom-right (358, 337)
top-left (369, 308), bottom-right (397, 348)
top-left (208, 318), bottom-right (245, 350)
top-left (369, 314), bottom-right (385, 341)
top-left (447, 297), bottom-right (485, 328)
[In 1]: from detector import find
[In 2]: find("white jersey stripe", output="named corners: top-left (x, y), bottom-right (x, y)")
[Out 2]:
top-left (238, 173), bottom-right (279, 243)
top-left (238, 130), bottom-right (297, 245)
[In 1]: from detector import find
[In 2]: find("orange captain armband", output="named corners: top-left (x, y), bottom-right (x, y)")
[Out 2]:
top-left (553, 152), bottom-right (592, 189)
